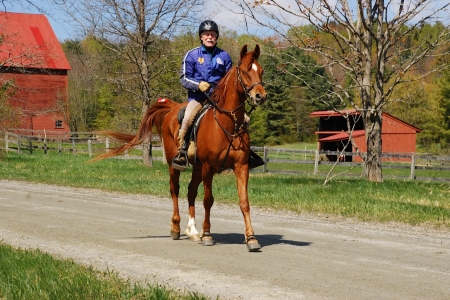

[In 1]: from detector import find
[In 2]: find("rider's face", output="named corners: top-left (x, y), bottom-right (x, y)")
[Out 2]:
top-left (201, 31), bottom-right (218, 48)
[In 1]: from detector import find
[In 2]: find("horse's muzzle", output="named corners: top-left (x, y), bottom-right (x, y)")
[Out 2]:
top-left (252, 91), bottom-right (267, 106)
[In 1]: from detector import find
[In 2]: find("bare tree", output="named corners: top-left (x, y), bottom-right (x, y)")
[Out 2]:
top-left (230, 0), bottom-right (450, 182)
top-left (60, 0), bottom-right (204, 165)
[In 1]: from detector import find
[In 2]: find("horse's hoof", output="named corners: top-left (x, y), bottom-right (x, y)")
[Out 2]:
top-left (201, 235), bottom-right (214, 246)
top-left (191, 234), bottom-right (202, 242)
top-left (246, 236), bottom-right (261, 252)
top-left (171, 230), bottom-right (180, 240)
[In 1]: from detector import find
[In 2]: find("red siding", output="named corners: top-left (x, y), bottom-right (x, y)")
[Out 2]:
top-left (1, 71), bottom-right (70, 135)
top-left (0, 12), bottom-right (71, 136)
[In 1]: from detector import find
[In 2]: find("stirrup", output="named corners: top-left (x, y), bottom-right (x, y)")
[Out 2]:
top-left (248, 150), bottom-right (264, 169)
top-left (172, 151), bottom-right (187, 171)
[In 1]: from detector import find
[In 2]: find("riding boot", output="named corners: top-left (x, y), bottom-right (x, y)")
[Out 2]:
top-left (248, 149), bottom-right (264, 169)
top-left (172, 129), bottom-right (188, 171)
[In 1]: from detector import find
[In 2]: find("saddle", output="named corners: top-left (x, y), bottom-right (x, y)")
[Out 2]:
top-left (177, 104), bottom-right (212, 161)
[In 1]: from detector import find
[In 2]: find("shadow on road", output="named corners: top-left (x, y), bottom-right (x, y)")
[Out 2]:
top-left (212, 233), bottom-right (312, 248)
top-left (131, 233), bottom-right (312, 248)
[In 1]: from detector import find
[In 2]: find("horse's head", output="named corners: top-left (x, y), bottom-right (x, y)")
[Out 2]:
top-left (237, 44), bottom-right (267, 106)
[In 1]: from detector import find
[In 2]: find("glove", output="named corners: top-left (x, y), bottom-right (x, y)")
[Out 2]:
top-left (198, 81), bottom-right (210, 92)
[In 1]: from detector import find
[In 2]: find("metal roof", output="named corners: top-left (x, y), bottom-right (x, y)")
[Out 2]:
top-left (318, 130), bottom-right (365, 142)
top-left (310, 109), bottom-right (421, 133)
top-left (309, 109), bottom-right (360, 118)
top-left (0, 12), bottom-right (71, 70)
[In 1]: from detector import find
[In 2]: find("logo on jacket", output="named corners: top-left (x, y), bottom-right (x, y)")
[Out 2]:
top-left (198, 57), bottom-right (204, 64)
top-left (216, 57), bottom-right (223, 65)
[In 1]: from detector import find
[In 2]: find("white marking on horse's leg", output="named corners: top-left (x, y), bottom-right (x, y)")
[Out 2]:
top-left (184, 216), bottom-right (199, 237)
top-left (252, 63), bottom-right (258, 71)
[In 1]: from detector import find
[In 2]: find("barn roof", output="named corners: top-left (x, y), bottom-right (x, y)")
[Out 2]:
top-left (318, 130), bottom-right (365, 142)
top-left (0, 12), bottom-right (71, 70)
top-left (309, 109), bottom-right (421, 133)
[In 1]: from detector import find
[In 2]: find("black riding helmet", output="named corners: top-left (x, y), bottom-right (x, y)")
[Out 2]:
top-left (198, 20), bottom-right (219, 39)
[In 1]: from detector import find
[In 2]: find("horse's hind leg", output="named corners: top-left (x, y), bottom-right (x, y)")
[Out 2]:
top-left (184, 166), bottom-right (202, 242)
top-left (169, 167), bottom-right (181, 239)
top-left (235, 165), bottom-right (261, 251)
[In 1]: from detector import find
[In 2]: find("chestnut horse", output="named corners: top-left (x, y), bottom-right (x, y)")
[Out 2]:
top-left (95, 44), bottom-right (266, 251)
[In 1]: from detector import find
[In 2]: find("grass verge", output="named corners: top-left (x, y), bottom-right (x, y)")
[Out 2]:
top-left (0, 242), bottom-right (208, 300)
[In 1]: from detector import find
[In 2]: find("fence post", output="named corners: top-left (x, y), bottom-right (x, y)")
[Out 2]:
top-left (58, 139), bottom-right (62, 153)
top-left (17, 135), bottom-right (21, 153)
top-left (44, 138), bottom-right (48, 154)
top-left (5, 132), bottom-right (8, 153)
top-left (72, 139), bottom-right (76, 156)
top-left (410, 154), bottom-right (416, 180)
top-left (263, 146), bottom-right (268, 173)
top-left (88, 139), bottom-right (92, 158)
top-left (314, 150), bottom-right (319, 175)
top-left (105, 138), bottom-right (110, 153)
top-left (161, 137), bottom-right (166, 164)
top-left (28, 138), bottom-right (33, 154)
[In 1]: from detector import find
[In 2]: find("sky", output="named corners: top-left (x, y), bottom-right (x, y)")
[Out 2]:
top-left (2, 0), bottom-right (259, 41)
top-left (3, 0), bottom-right (449, 42)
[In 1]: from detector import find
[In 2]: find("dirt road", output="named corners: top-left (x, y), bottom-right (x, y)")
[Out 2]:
top-left (0, 180), bottom-right (449, 299)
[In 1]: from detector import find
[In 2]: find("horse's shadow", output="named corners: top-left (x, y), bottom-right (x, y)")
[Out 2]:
top-left (134, 233), bottom-right (311, 248)
top-left (212, 233), bottom-right (312, 247)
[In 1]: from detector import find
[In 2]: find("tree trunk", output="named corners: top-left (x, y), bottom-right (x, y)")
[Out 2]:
top-left (141, 101), bottom-right (152, 166)
top-left (363, 111), bottom-right (383, 182)
top-left (142, 136), bottom-right (153, 167)
top-left (138, 0), bottom-right (152, 167)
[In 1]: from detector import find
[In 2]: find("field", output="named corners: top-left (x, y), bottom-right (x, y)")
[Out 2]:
top-left (0, 150), bottom-right (449, 228)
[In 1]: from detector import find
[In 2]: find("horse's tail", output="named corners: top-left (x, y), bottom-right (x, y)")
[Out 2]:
top-left (91, 101), bottom-right (177, 161)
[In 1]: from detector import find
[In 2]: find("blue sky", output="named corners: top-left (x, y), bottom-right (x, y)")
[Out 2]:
top-left (3, 0), bottom-right (256, 41)
top-left (4, 1), bottom-right (449, 41)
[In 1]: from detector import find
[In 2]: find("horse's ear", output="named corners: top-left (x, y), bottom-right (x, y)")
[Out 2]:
top-left (240, 44), bottom-right (248, 60)
top-left (253, 44), bottom-right (260, 60)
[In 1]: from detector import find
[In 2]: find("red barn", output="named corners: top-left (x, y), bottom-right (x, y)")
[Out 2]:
top-left (0, 12), bottom-right (71, 137)
top-left (310, 110), bottom-right (422, 162)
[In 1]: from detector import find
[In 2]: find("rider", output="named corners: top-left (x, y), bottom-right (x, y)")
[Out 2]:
top-left (172, 20), bottom-right (264, 171)
top-left (172, 20), bottom-right (232, 170)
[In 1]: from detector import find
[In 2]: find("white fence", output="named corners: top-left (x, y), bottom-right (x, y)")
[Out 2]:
top-left (2, 131), bottom-right (449, 182)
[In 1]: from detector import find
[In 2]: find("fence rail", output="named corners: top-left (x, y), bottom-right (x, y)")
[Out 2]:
top-left (1, 131), bottom-right (449, 182)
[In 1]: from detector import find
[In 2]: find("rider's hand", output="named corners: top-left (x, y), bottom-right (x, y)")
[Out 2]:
top-left (198, 81), bottom-right (210, 92)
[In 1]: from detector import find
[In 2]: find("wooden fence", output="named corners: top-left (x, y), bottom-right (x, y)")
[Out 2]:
top-left (1, 131), bottom-right (449, 182)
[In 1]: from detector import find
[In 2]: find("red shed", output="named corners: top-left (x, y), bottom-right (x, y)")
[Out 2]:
top-left (310, 110), bottom-right (422, 162)
top-left (0, 12), bottom-right (71, 137)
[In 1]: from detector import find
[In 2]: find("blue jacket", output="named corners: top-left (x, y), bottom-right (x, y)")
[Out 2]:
top-left (180, 45), bottom-right (232, 102)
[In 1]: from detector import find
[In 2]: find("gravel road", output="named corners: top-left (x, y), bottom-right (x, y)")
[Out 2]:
top-left (0, 179), bottom-right (449, 299)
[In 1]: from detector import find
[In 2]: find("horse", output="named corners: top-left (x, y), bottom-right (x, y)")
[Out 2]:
top-left (94, 44), bottom-right (267, 251)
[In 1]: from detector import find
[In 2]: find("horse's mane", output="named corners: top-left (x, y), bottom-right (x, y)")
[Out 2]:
top-left (211, 66), bottom-right (236, 107)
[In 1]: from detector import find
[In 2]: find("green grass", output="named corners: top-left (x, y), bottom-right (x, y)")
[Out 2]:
top-left (0, 242), bottom-right (208, 300)
top-left (0, 151), bottom-right (449, 228)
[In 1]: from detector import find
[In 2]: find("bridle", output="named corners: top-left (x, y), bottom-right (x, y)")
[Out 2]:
top-left (236, 61), bottom-right (265, 98)
top-left (206, 61), bottom-right (264, 137)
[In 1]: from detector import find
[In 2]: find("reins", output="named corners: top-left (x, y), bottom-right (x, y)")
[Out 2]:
top-left (202, 62), bottom-right (263, 173)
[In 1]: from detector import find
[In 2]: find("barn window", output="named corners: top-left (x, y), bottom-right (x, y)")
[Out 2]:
top-left (55, 120), bottom-right (63, 128)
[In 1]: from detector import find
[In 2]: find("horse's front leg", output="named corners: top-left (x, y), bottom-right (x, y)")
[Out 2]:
top-left (184, 166), bottom-right (203, 242)
top-left (235, 164), bottom-right (261, 251)
top-left (201, 166), bottom-right (215, 246)
top-left (169, 167), bottom-right (181, 239)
